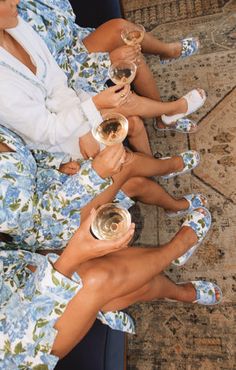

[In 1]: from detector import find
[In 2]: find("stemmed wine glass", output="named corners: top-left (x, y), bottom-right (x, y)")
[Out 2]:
top-left (91, 203), bottom-right (131, 240)
top-left (108, 60), bottom-right (137, 86)
top-left (121, 23), bottom-right (145, 46)
top-left (92, 112), bottom-right (133, 164)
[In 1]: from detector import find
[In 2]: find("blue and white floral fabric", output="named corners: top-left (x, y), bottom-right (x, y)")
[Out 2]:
top-left (0, 247), bottom-right (135, 369)
top-left (0, 125), bottom-right (133, 250)
top-left (18, 0), bottom-right (111, 94)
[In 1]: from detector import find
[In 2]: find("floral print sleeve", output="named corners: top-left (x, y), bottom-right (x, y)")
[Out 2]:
top-left (31, 149), bottom-right (70, 170)
top-left (30, 160), bottom-right (113, 249)
top-left (0, 125), bottom-right (117, 250)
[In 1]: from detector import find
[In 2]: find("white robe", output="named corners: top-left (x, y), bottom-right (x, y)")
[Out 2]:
top-left (0, 17), bottom-right (103, 158)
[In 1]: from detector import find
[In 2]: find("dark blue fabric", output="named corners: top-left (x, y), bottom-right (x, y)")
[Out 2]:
top-left (55, 320), bottom-right (125, 370)
top-left (69, 0), bottom-right (122, 27)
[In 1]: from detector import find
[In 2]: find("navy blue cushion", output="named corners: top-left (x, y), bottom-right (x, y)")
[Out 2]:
top-left (55, 320), bottom-right (125, 370)
top-left (69, 0), bottom-right (122, 27)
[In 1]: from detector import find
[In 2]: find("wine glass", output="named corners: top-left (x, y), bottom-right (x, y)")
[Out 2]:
top-left (92, 112), bottom-right (133, 163)
top-left (91, 203), bottom-right (131, 240)
top-left (121, 23), bottom-right (145, 46)
top-left (92, 112), bottom-right (128, 147)
top-left (108, 60), bottom-right (137, 86)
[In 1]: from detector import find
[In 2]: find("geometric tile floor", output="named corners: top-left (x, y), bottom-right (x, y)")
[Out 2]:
top-left (121, 0), bottom-right (236, 369)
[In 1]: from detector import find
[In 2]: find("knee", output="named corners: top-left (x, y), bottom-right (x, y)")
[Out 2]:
top-left (82, 264), bottom-right (115, 292)
top-left (83, 262), bottom-right (127, 295)
top-left (128, 116), bottom-right (145, 137)
top-left (123, 176), bottom-right (147, 197)
top-left (106, 18), bottom-right (129, 32)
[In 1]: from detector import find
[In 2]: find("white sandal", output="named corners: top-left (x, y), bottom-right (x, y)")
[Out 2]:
top-left (161, 89), bottom-right (206, 125)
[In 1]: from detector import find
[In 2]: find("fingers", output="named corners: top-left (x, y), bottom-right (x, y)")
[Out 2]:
top-left (98, 223), bottom-right (135, 254)
top-left (117, 85), bottom-right (131, 104)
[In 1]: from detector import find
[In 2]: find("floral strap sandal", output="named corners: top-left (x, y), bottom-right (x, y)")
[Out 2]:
top-left (191, 280), bottom-right (222, 305)
top-left (161, 89), bottom-right (206, 125)
top-left (160, 37), bottom-right (199, 65)
top-left (166, 193), bottom-right (208, 217)
top-left (161, 150), bottom-right (200, 179)
top-left (172, 207), bottom-right (211, 266)
top-left (154, 117), bottom-right (198, 134)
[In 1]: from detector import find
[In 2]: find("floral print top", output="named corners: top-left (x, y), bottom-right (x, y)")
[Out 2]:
top-left (0, 246), bottom-right (135, 369)
top-left (18, 0), bottom-right (111, 94)
top-left (0, 125), bottom-right (113, 250)
top-left (0, 124), bottom-right (134, 250)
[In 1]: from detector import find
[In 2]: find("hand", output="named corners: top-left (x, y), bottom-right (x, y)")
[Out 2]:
top-left (92, 84), bottom-right (131, 110)
top-left (79, 131), bottom-right (100, 159)
top-left (92, 144), bottom-right (126, 178)
top-left (59, 161), bottom-right (80, 175)
top-left (110, 45), bottom-right (141, 64)
top-left (53, 209), bottom-right (135, 277)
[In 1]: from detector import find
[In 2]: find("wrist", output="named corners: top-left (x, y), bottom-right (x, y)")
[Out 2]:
top-left (53, 254), bottom-right (75, 279)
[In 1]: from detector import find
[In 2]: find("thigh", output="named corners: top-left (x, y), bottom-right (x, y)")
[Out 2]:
top-left (83, 19), bottom-right (128, 52)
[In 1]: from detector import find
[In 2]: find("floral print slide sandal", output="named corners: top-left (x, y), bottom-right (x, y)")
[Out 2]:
top-left (160, 37), bottom-right (199, 65)
top-left (166, 193), bottom-right (208, 217)
top-left (161, 150), bottom-right (200, 179)
top-left (172, 207), bottom-right (211, 266)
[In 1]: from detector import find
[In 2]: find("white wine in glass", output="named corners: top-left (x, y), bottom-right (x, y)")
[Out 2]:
top-left (121, 24), bottom-right (145, 46)
top-left (108, 60), bottom-right (137, 86)
top-left (91, 203), bottom-right (131, 240)
top-left (92, 113), bottom-right (129, 146)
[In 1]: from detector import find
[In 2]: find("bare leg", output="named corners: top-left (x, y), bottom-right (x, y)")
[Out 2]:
top-left (127, 116), bottom-right (152, 156)
top-left (102, 91), bottom-right (188, 119)
top-left (80, 152), bottom-right (187, 221)
top-left (102, 274), bottom-right (198, 311)
top-left (83, 19), bottom-right (182, 59)
top-left (122, 177), bottom-right (189, 212)
top-left (133, 56), bottom-right (160, 100)
top-left (83, 19), bottom-right (161, 101)
top-left (52, 226), bottom-right (198, 357)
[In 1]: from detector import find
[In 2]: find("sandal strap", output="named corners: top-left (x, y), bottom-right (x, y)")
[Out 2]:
top-left (183, 89), bottom-right (206, 116)
top-left (191, 280), bottom-right (222, 305)
top-left (156, 118), bottom-right (197, 133)
top-left (181, 207), bottom-right (211, 242)
top-left (181, 37), bottom-right (199, 58)
top-left (166, 193), bottom-right (208, 218)
top-left (160, 37), bottom-right (199, 65)
top-left (161, 150), bottom-right (200, 179)
top-left (183, 193), bottom-right (208, 213)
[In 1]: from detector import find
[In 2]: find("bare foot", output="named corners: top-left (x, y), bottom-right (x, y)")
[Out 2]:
top-left (177, 282), bottom-right (221, 303)
top-left (159, 41), bottom-right (182, 60)
top-left (177, 223), bottom-right (198, 247)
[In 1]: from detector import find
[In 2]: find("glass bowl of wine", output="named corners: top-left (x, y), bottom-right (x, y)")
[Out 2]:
top-left (92, 113), bottom-right (129, 146)
top-left (91, 203), bottom-right (131, 240)
top-left (121, 24), bottom-right (145, 46)
top-left (108, 60), bottom-right (137, 86)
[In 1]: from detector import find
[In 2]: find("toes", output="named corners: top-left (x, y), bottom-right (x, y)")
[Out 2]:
top-left (215, 287), bottom-right (221, 302)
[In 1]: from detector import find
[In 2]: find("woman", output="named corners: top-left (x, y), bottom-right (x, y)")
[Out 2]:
top-left (0, 209), bottom-right (222, 369)
top-left (0, 124), bottom-right (207, 252)
top-left (0, 1), bottom-right (205, 161)
top-left (18, 0), bottom-right (199, 98)
top-left (18, 0), bottom-right (201, 134)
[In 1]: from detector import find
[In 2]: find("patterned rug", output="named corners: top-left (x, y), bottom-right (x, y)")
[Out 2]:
top-left (121, 0), bottom-right (236, 369)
